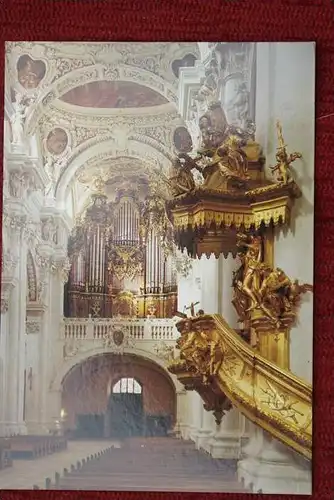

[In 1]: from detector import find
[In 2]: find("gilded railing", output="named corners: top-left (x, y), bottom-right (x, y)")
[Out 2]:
top-left (168, 314), bottom-right (312, 460)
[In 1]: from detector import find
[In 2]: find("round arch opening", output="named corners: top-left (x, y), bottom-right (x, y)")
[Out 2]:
top-left (61, 353), bottom-right (177, 440)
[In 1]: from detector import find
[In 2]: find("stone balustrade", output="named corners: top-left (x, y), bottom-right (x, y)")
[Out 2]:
top-left (61, 317), bottom-right (179, 342)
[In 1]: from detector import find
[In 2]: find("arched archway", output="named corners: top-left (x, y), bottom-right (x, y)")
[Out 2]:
top-left (61, 353), bottom-right (177, 439)
top-left (54, 136), bottom-right (174, 207)
top-left (108, 377), bottom-right (144, 438)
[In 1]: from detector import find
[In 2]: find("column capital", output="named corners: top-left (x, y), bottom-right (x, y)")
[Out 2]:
top-left (1, 277), bottom-right (18, 314)
top-left (6, 150), bottom-right (49, 198)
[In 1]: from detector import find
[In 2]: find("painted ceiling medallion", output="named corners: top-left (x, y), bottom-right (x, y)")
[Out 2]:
top-left (46, 128), bottom-right (68, 156)
top-left (60, 81), bottom-right (168, 108)
top-left (17, 54), bottom-right (46, 90)
top-left (173, 126), bottom-right (193, 153)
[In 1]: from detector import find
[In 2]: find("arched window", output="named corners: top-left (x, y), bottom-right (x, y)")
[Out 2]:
top-left (112, 377), bottom-right (142, 394)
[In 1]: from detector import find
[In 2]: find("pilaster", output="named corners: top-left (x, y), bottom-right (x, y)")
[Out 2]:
top-left (195, 406), bottom-right (214, 452)
top-left (238, 430), bottom-right (311, 494)
top-left (25, 301), bottom-right (50, 434)
top-left (208, 408), bottom-right (241, 459)
top-left (4, 235), bottom-right (28, 436)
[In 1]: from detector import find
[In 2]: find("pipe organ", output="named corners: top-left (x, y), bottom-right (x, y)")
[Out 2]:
top-left (65, 191), bottom-right (177, 319)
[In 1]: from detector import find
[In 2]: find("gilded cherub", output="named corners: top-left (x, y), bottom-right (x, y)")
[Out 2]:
top-left (236, 232), bottom-right (263, 311)
top-left (270, 121), bottom-right (302, 184)
top-left (176, 327), bottom-right (222, 384)
top-left (168, 155), bottom-right (196, 197)
top-left (232, 233), bottom-right (313, 329)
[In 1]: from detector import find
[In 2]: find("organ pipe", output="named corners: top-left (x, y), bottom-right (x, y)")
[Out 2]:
top-left (66, 190), bottom-right (178, 318)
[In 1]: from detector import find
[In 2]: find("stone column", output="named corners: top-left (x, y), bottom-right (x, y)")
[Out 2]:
top-left (0, 299), bottom-right (10, 436)
top-left (5, 237), bottom-right (27, 436)
top-left (213, 42), bottom-right (256, 129)
top-left (239, 415), bottom-right (252, 458)
top-left (25, 300), bottom-right (49, 434)
top-left (220, 253), bottom-right (238, 325)
top-left (200, 254), bottom-right (219, 313)
top-left (209, 409), bottom-right (241, 459)
top-left (186, 254), bottom-right (218, 449)
top-left (209, 253), bottom-right (242, 459)
top-left (45, 389), bottom-right (63, 434)
top-left (173, 388), bottom-right (186, 437)
top-left (187, 391), bottom-right (203, 442)
top-left (178, 391), bottom-right (192, 440)
top-left (195, 406), bottom-right (215, 452)
top-left (43, 266), bottom-right (67, 431)
top-left (238, 429), bottom-right (311, 494)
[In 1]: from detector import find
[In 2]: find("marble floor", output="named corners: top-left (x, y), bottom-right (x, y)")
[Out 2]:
top-left (0, 440), bottom-right (119, 490)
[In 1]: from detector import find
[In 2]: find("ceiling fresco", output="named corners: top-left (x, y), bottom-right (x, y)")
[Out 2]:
top-left (17, 54), bottom-right (46, 90)
top-left (46, 128), bottom-right (68, 155)
top-left (60, 81), bottom-right (169, 109)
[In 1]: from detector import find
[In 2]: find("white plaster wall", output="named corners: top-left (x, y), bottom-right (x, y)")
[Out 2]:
top-left (255, 42), bottom-right (315, 382)
top-left (197, 42), bottom-right (211, 63)
top-left (177, 258), bottom-right (202, 315)
top-left (24, 333), bottom-right (39, 423)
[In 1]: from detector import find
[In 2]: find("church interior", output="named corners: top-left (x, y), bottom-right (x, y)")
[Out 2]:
top-left (0, 41), bottom-right (314, 494)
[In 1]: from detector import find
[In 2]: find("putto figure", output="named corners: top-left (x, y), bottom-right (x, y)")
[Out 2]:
top-left (232, 233), bottom-right (313, 329)
top-left (270, 121), bottom-right (302, 184)
top-left (168, 101), bottom-right (254, 193)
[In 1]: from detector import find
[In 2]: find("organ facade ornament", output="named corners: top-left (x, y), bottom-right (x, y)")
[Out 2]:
top-left (65, 183), bottom-right (178, 319)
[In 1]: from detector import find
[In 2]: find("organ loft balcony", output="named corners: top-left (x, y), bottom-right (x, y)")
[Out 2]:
top-left (60, 316), bottom-right (179, 361)
top-left (61, 170), bottom-right (182, 363)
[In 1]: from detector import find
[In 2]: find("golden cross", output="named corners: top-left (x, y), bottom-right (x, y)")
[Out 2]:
top-left (184, 301), bottom-right (200, 317)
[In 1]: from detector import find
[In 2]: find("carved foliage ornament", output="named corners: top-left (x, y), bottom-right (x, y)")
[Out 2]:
top-left (174, 252), bottom-right (193, 278)
top-left (1, 298), bottom-right (9, 314)
top-left (108, 246), bottom-right (144, 282)
top-left (103, 324), bottom-right (136, 350)
top-left (26, 321), bottom-right (40, 334)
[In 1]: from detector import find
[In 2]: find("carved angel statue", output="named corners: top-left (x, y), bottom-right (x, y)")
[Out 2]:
top-left (175, 326), bottom-right (223, 384)
top-left (270, 121), bottom-right (302, 184)
top-left (180, 102), bottom-right (252, 191)
top-left (225, 81), bottom-right (250, 129)
top-left (194, 55), bottom-right (220, 110)
top-left (215, 135), bottom-right (250, 182)
top-left (9, 170), bottom-right (24, 197)
top-left (44, 156), bottom-right (57, 196)
top-left (232, 233), bottom-right (313, 329)
top-left (140, 175), bottom-right (173, 250)
top-left (154, 342), bottom-right (175, 363)
top-left (41, 217), bottom-right (57, 242)
top-left (10, 92), bottom-right (26, 146)
top-left (168, 155), bottom-right (196, 197)
top-left (36, 279), bottom-right (47, 304)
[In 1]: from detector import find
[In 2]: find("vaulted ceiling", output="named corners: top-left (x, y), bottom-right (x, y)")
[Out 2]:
top-left (5, 42), bottom-right (201, 219)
